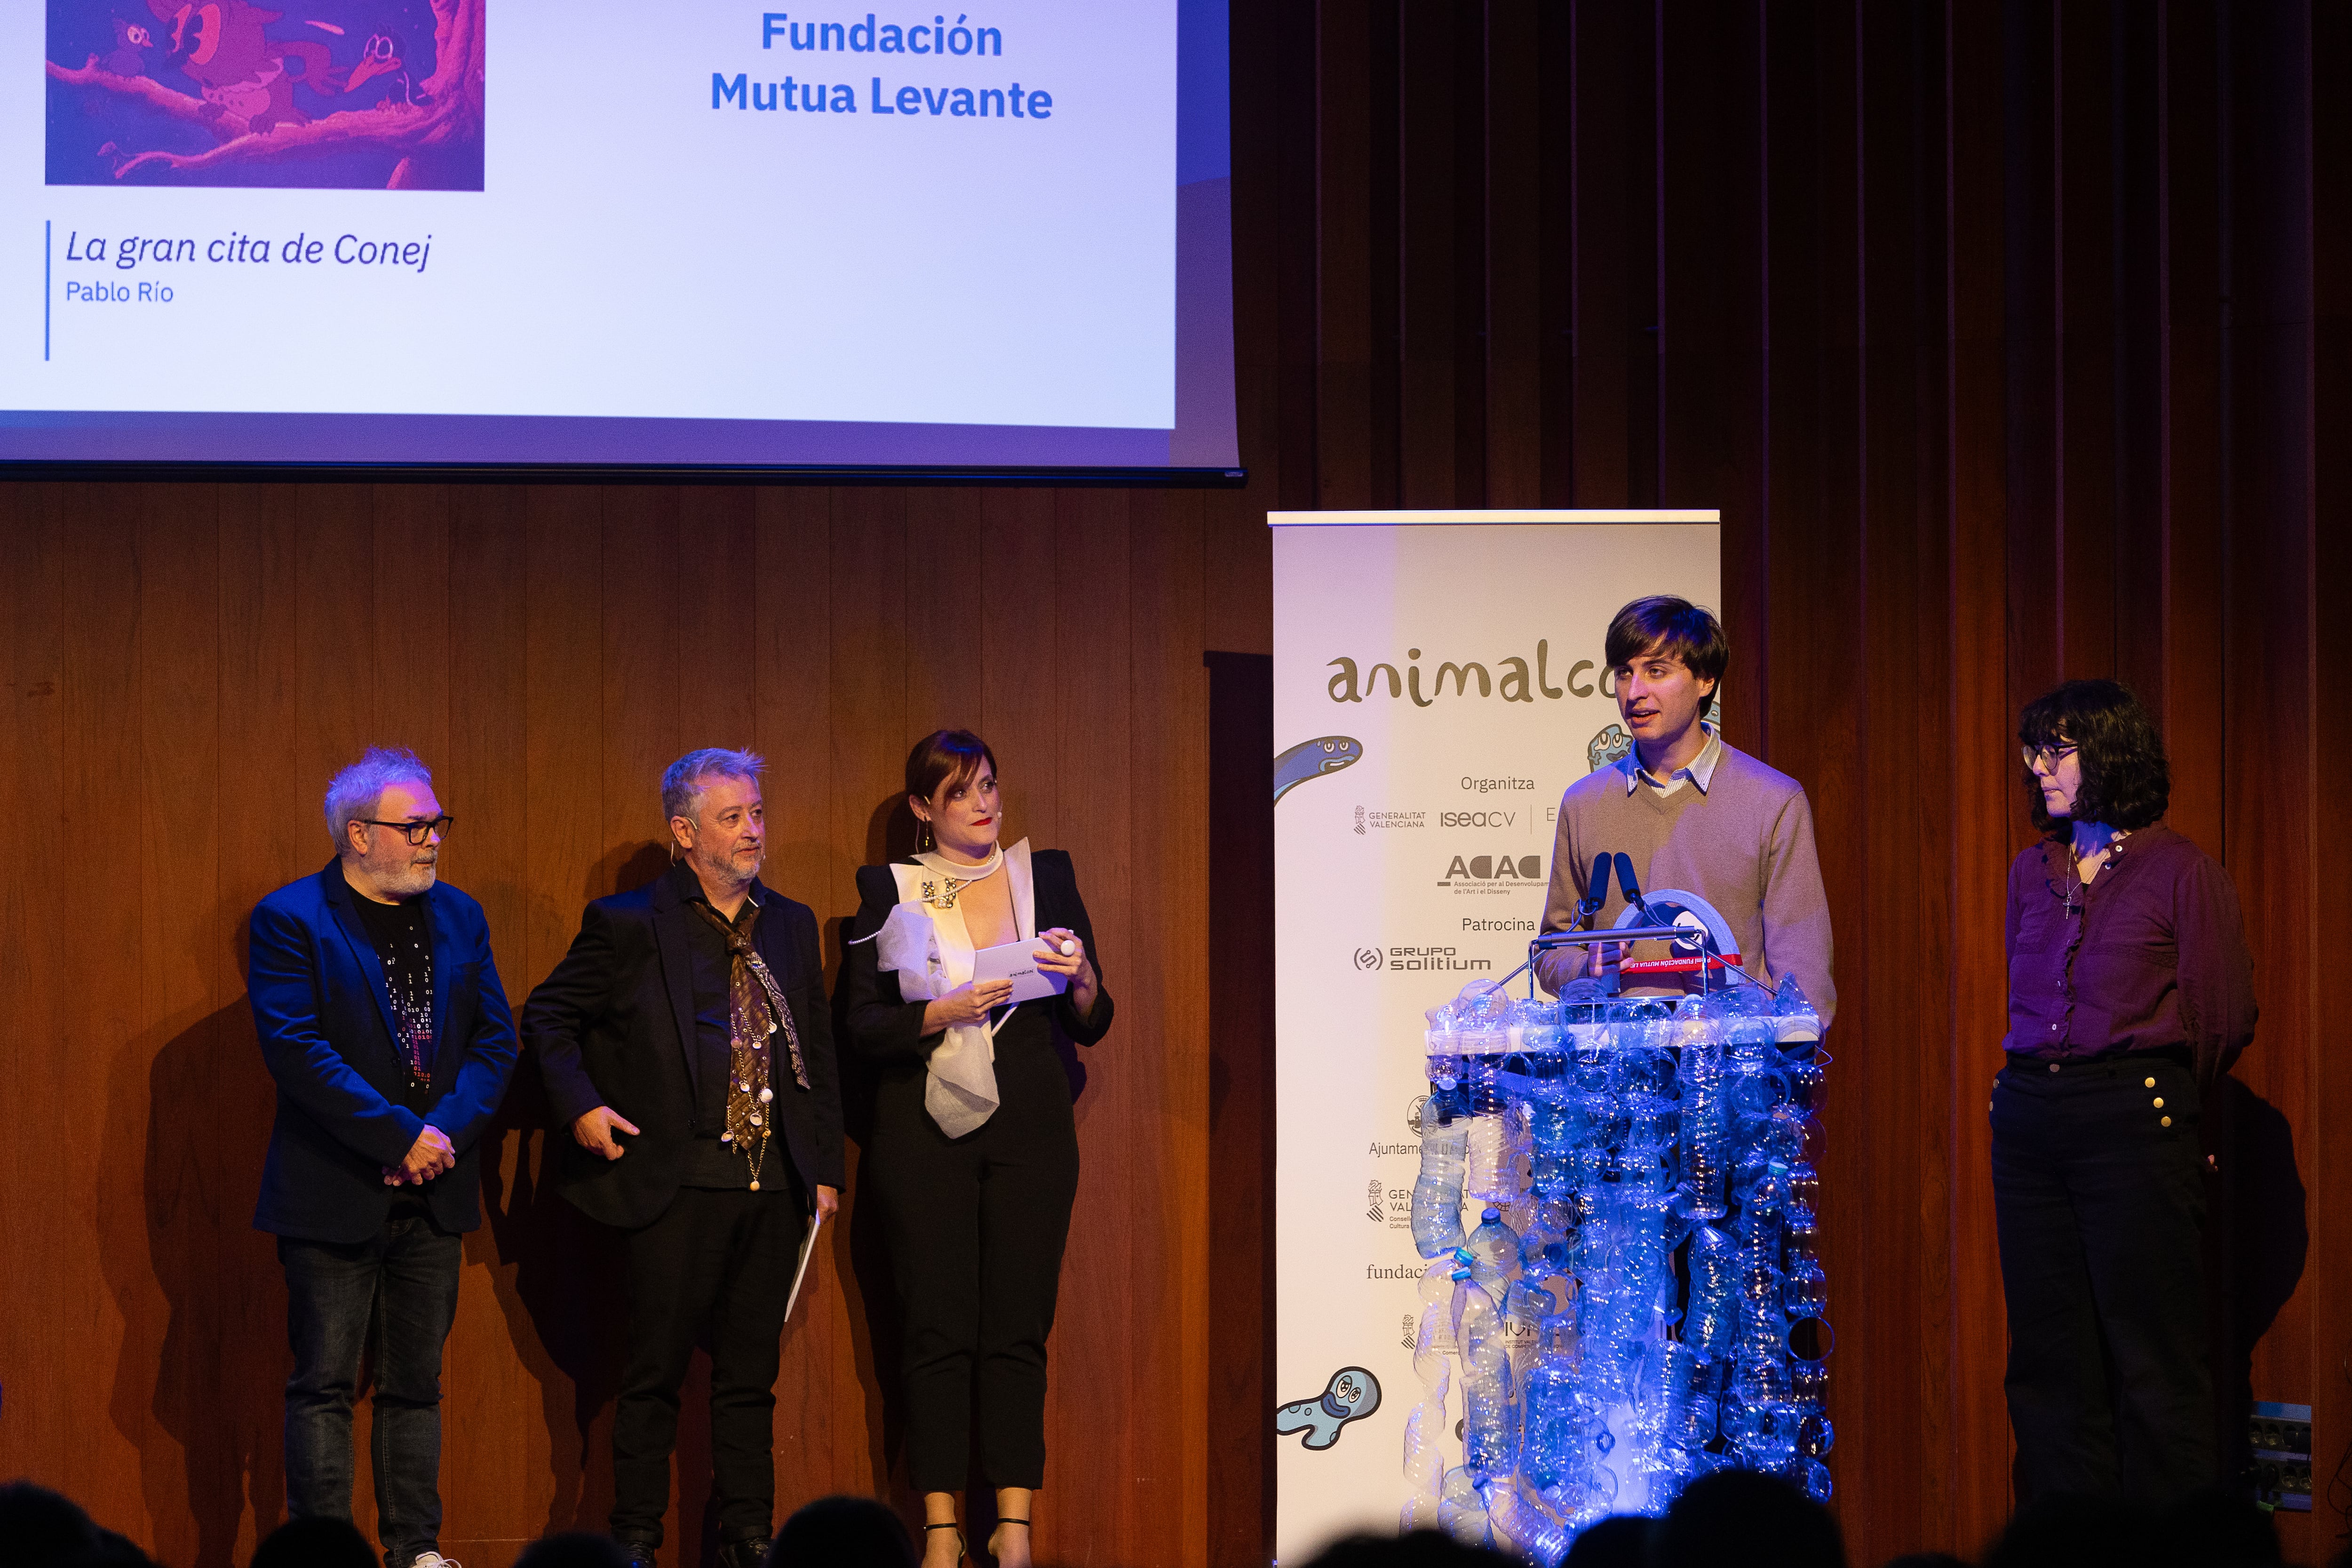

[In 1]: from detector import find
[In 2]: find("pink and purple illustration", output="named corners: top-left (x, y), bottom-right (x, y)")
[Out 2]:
top-left (45, 0), bottom-right (484, 189)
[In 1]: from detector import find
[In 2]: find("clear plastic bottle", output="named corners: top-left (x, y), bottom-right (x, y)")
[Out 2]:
top-left (1452, 1270), bottom-right (1519, 1482)
top-left (1517, 1317), bottom-right (1583, 1492)
top-left (1403, 1255), bottom-right (1459, 1525)
top-left (1400, 1359), bottom-right (1453, 1529)
top-left (1465, 1207), bottom-right (1522, 1297)
top-left (1772, 974), bottom-right (1822, 1053)
top-left (1413, 1190), bottom-right (1465, 1259)
top-left (1413, 1124), bottom-right (1469, 1257)
top-left (1487, 1478), bottom-right (1572, 1568)
top-left (1518, 1191), bottom-right (1577, 1281)
top-left (1685, 1223), bottom-right (1739, 1362)
top-left (1437, 1465), bottom-right (1491, 1546)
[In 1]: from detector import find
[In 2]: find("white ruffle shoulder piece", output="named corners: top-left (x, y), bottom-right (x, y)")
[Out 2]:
top-left (878, 838), bottom-right (1037, 1138)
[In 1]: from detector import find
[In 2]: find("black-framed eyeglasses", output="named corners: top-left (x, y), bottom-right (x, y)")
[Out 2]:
top-left (359, 815), bottom-right (454, 845)
top-left (2019, 743), bottom-right (2078, 771)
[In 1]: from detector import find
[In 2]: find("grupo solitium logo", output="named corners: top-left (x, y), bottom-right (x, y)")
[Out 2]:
top-left (1351, 942), bottom-right (1492, 973)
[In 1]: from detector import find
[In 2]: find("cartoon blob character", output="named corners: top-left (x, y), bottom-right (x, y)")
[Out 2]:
top-left (104, 19), bottom-right (158, 77)
top-left (1586, 723), bottom-right (1633, 773)
top-left (1273, 736), bottom-right (1362, 804)
top-left (1274, 1366), bottom-right (1381, 1450)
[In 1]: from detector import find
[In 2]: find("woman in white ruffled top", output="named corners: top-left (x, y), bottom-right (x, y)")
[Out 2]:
top-left (837, 729), bottom-right (1112, 1568)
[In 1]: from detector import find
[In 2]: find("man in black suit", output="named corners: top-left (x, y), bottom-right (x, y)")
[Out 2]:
top-left (524, 748), bottom-right (844, 1568)
top-left (247, 746), bottom-right (518, 1568)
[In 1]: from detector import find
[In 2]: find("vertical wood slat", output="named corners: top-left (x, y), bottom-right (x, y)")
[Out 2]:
top-left (1484, 0), bottom-right (1545, 509)
top-left (1947, 0), bottom-right (2018, 1548)
top-left (2054, 0), bottom-right (2121, 680)
top-left (2160, 0), bottom-right (2228, 860)
top-left (1396, 0), bottom-right (1459, 509)
top-left (1570, 0), bottom-right (1636, 507)
top-left (2222, 14), bottom-right (2319, 1568)
top-left (1046, 491), bottom-right (1136, 1566)
top-left (2307, 4), bottom-right (2351, 1563)
top-left (1317, 0), bottom-right (1375, 509)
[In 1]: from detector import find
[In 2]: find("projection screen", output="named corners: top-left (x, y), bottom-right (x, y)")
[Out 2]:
top-left (6, 0), bottom-right (1238, 479)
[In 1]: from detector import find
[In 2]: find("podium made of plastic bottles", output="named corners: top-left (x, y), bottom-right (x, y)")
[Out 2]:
top-left (1400, 909), bottom-right (1832, 1564)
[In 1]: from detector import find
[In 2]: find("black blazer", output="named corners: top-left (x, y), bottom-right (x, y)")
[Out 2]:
top-left (246, 862), bottom-right (520, 1243)
top-left (838, 849), bottom-right (1114, 1067)
top-left (524, 862), bottom-right (845, 1230)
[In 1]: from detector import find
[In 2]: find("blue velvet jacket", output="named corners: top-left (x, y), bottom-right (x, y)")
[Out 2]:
top-left (246, 860), bottom-right (519, 1242)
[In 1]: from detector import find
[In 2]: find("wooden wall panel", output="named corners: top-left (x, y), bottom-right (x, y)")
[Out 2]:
top-left (3, 3), bottom-right (2347, 1565)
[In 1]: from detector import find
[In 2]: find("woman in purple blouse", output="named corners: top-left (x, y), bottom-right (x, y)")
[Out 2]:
top-left (1993, 679), bottom-right (2257, 1504)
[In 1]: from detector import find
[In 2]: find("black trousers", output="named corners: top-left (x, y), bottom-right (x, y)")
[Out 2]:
top-left (612, 1182), bottom-right (808, 1546)
top-left (863, 1041), bottom-right (1081, 1493)
top-left (1991, 1052), bottom-right (2215, 1504)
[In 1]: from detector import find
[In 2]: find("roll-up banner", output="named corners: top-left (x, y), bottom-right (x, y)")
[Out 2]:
top-left (1270, 511), bottom-right (1721, 1557)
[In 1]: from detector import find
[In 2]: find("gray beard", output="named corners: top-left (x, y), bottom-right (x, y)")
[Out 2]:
top-left (377, 860), bottom-right (438, 898)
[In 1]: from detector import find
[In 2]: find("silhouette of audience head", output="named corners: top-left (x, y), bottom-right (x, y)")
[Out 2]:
top-left (0, 1481), bottom-right (155, 1568)
top-left (1292, 1528), bottom-right (1515, 1567)
top-left (767, 1495), bottom-right (917, 1568)
top-left (516, 1531), bottom-right (633, 1568)
top-left (250, 1514), bottom-right (375, 1568)
top-left (2156, 1486), bottom-right (2281, 1568)
top-left (1563, 1513), bottom-right (1651, 1567)
top-left (1652, 1470), bottom-right (1846, 1568)
top-left (1985, 1492), bottom-right (2164, 1568)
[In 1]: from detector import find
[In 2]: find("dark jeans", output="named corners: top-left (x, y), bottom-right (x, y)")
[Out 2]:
top-left (278, 1203), bottom-right (463, 1568)
top-left (1991, 1052), bottom-right (2215, 1504)
top-left (613, 1184), bottom-right (808, 1548)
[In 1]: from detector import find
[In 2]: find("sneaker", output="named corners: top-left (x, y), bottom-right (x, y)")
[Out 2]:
top-left (616, 1540), bottom-right (660, 1568)
top-left (409, 1556), bottom-right (463, 1568)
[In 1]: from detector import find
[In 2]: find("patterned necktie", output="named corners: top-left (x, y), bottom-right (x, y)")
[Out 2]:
top-left (690, 901), bottom-right (811, 1163)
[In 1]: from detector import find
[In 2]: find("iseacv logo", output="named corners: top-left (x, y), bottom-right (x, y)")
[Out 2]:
top-left (1440, 854), bottom-right (1542, 884)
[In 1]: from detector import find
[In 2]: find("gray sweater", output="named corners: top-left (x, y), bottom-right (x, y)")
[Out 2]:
top-left (1534, 740), bottom-right (1837, 1025)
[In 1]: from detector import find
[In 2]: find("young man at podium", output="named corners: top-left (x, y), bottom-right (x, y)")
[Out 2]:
top-left (1533, 596), bottom-right (1836, 1023)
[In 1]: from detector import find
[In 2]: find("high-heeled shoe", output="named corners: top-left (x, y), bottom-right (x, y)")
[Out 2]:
top-left (925, 1522), bottom-right (968, 1563)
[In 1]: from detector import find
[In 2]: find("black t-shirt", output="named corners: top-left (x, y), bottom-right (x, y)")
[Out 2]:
top-left (349, 887), bottom-right (438, 1112)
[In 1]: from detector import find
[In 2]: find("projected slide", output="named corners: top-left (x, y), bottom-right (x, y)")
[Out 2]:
top-left (4, 0), bottom-right (1238, 471)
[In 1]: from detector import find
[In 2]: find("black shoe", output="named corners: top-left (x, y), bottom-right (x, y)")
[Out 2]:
top-left (716, 1536), bottom-right (771, 1568)
top-left (613, 1538), bottom-right (658, 1568)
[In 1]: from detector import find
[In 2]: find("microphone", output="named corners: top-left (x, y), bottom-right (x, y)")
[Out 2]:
top-left (1575, 853), bottom-right (1614, 925)
top-left (1614, 853), bottom-right (1660, 923)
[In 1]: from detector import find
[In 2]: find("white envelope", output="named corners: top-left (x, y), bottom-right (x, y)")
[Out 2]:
top-left (970, 936), bottom-right (1070, 1004)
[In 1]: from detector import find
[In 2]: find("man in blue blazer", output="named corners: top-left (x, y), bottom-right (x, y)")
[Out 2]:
top-left (525, 748), bottom-right (842, 1568)
top-left (247, 746), bottom-right (518, 1568)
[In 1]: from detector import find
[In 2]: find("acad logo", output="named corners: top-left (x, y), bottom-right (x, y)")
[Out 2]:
top-left (1438, 852), bottom-right (1543, 891)
top-left (1353, 946), bottom-right (1384, 971)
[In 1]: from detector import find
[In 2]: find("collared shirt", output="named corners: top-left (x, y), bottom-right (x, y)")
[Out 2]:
top-left (2001, 824), bottom-right (2257, 1083)
top-left (670, 859), bottom-right (768, 1188)
top-left (1620, 721), bottom-right (1724, 798)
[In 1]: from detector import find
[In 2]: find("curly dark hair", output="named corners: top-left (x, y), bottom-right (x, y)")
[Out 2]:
top-left (2017, 678), bottom-right (2170, 836)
